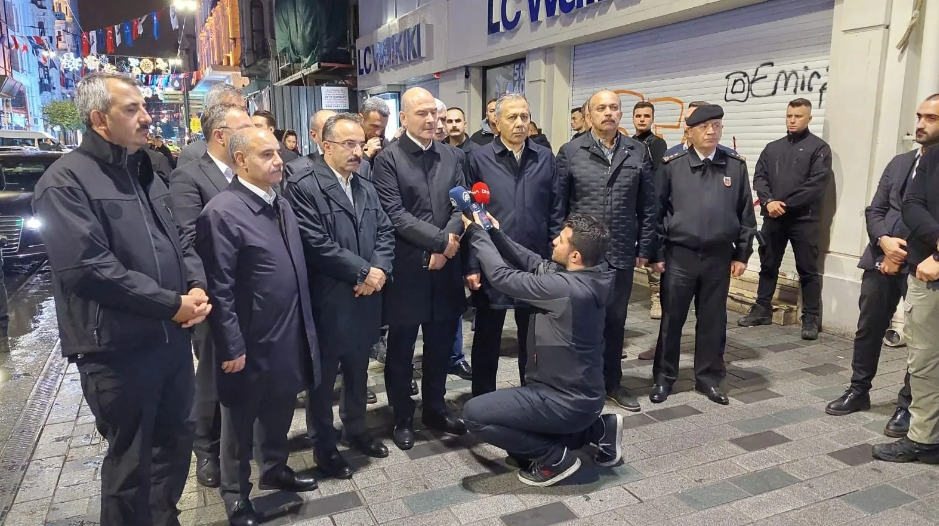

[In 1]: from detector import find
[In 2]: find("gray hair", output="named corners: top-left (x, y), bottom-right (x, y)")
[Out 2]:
top-left (204, 83), bottom-right (244, 110)
top-left (322, 113), bottom-right (363, 142)
top-left (201, 103), bottom-right (244, 140)
top-left (495, 93), bottom-right (529, 118)
top-left (228, 130), bottom-right (252, 162)
top-left (435, 98), bottom-right (447, 115)
top-left (75, 72), bottom-right (139, 127)
top-left (360, 96), bottom-right (390, 118)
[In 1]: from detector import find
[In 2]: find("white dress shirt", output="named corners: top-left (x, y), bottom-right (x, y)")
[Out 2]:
top-left (207, 151), bottom-right (235, 183)
top-left (240, 178), bottom-right (276, 206)
top-left (327, 164), bottom-right (354, 206)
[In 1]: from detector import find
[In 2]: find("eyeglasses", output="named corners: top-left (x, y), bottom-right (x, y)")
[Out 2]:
top-left (693, 122), bottom-right (724, 132)
top-left (326, 140), bottom-right (367, 151)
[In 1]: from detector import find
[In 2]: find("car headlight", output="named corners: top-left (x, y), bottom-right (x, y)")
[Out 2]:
top-left (25, 217), bottom-right (42, 230)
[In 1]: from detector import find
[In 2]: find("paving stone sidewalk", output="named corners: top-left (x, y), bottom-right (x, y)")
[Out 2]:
top-left (6, 290), bottom-right (939, 526)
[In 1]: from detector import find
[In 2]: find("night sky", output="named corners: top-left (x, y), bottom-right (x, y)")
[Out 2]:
top-left (75, 0), bottom-right (183, 58)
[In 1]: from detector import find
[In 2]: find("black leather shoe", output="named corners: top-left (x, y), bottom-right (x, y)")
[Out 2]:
top-left (314, 448), bottom-right (353, 479)
top-left (696, 385), bottom-right (729, 405)
top-left (649, 384), bottom-right (671, 404)
top-left (348, 433), bottom-right (389, 458)
top-left (738, 304), bottom-right (772, 327)
top-left (825, 388), bottom-right (870, 416)
top-left (801, 315), bottom-right (819, 340)
top-left (226, 500), bottom-right (259, 526)
top-left (606, 386), bottom-right (641, 412)
top-left (884, 407), bottom-right (911, 438)
top-left (872, 436), bottom-right (939, 463)
top-left (423, 411), bottom-right (467, 436)
top-left (392, 418), bottom-right (415, 450)
top-left (366, 389), bottom-right (378, 405)
top-left (196, 457), bottom-right (220, 488)
top-left (258, 466), bottom-right (318, 492)
top-left (448, 361), bottom-right (473, 380)
top-left (410, 379), bottom-right (419, 396)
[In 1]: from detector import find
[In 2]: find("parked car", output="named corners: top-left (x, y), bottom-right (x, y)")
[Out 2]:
top-left (0, 130), bottom-right (65, 150)
top-left (0, 148), bottom-right (64, 267)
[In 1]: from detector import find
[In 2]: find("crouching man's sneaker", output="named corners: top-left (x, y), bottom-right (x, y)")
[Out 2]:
top-left (593, 414), bottom-right (623, 467)
top-left (872, 437), bottom-right (939, 464)
top-left (517, 448), bottom-right (581, 487)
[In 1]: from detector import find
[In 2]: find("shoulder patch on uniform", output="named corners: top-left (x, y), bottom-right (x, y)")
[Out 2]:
top-left (662, 150), bottom-right (688, 164)
top-left (724, 150), bottom-right (746, 162)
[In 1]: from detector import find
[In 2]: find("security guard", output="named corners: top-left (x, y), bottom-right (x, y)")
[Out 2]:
top-left (650, 104), bottom-right (757, 405)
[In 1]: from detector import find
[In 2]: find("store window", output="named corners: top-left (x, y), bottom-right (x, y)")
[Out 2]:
top-left (483, 59), bottom-right (526, 103)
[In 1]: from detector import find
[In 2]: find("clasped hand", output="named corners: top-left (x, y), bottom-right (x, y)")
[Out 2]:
top-left (172, 287), bottom-right (212, 328)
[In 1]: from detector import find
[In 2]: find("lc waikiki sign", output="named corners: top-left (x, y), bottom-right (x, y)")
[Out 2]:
top-left (488, 0), bottom-right (607, 35)
top-left (358, 24), bottom-right (427, 76)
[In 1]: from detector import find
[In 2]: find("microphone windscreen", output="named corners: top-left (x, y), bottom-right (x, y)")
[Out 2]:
top-left (471, 182), bottom-right (491, 204)
top-left (448, 186), bottom-right (473, 211)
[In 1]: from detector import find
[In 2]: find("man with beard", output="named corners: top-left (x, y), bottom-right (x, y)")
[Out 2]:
top-left (826, 96), bottom-right (939, 437)
top-left (361, 96), bottom-right (391, 162)
top-left (471, 98), bottom-right (499, 145)
top-left (446, 107), bottom-right (479, 154)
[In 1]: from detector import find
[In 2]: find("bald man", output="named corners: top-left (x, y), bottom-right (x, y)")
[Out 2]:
top-left (285, 109), bottom-right (371, 182)
top-left (309, 109), bottom-right (337, 155)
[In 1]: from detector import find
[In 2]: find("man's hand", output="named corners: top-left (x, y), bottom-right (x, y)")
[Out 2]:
top-left (730, 261), bottom-right (747, 277)
top-left (766, 201), bottom-right (786, 218)
top-left (652, 262), bottom-right (665, 274)
top-left (465, 273), bottom-right (481, 290)
top-left (221, 354), bottom-right (245, 374)
top-left (636, 257), bottom-right (648, 268)
top-left (428, 253), bottom-right (447, 270)
top-left (443, 233), bottom-right (460, 258)
top-left (473, 211), bottom-right (500, 230)
top-left (173, 294), bottom-right (211, 325)
top-left (364, 267), bottom-right (386, 290)
top-left (189, 287), bottom-right (208, 301)
top-left (394, 126), bottom-right (406, 139)
top-left (879, 236), bottom-right (908, 263)
top-left (364, 136), bottom-right (383, 158)
top-left (880, 258), bottom-right (901, 275)
top-left (915, 257), bottom-right (939, 282)
top-left (461, 214), bottom-right (472, 230)
top-left (354, 283), bottom-right (377, 297)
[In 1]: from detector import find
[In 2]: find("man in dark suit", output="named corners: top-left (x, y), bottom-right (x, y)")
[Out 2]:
top-left (826, 96), bottom-right (939, 435)
top-left (196, 128), bottom-right (320, 526)
top-left (372, 87), bottom-right (468, 450)
top-left (286, 113), bottom-right (395, 478)
top-left (177, 83), bottom-right (245, 167)
top-left (169, 103), bottom-right (254, 489)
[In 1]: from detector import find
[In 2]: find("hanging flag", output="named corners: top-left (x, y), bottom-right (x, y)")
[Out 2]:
top-left (32, 35), bottom-right (45, 48)
top-left (137, 16), bottom-right (146, 37)
top-left (81, 32), bottom-right (89, 56)
top-left (152, 11), bottom-right (159, 40)
top-left (114, 24), bottom-right (121, 48)
top-left (96, 29), bottom-right (105, 51)
top-left (105, 27), bottom-right (115, 53)
top-left (170, 6), bottom-right (179, 30)
top-left (8, 35), bottom-right (16, 51)
top-left (123, 22), bottom-right (133, 48)
top-left (88, 30), bottom-right (97, 55)
top-left (131, 17), bottom-right (139, 40)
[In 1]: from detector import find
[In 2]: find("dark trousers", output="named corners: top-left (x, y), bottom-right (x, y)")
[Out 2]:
top-left (756, 216), bottom-right (821, 317)
top-left (653, 246), bottom-right (731, 388)
top-left (463, 386), bottom-right (603, 465)
top-left (77, 343), bottom-right (194, 526)
top-left (219, 373), bottom-right (295, 507)
top-left (850, 269), bottom-right (913, 408)
top-left (471, 306), bottom-right (531, 396)
top-left (191, 323), bottom-right (220, 461)
top-left (385, 319), bottom-right (460, 419)
top-left (306, 347), bottom-right (370, 450)
top-left (604, 267), bottom-right (635, 393)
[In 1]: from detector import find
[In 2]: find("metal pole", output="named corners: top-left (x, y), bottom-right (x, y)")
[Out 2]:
top-left (181, 54), bottom-right (191, 141)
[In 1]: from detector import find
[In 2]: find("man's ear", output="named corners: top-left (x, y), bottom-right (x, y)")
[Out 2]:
top-left (89, 109), bottom-right (107, 130)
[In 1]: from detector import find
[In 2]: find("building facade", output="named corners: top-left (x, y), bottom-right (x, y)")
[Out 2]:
top-left (355, 0), bottom-right (939, 335)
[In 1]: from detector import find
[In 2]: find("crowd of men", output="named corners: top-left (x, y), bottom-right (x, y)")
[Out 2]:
top-left (30, 70), bottom-right (939, 526)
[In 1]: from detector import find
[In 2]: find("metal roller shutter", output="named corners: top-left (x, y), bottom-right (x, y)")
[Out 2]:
top-left (405, 78), bottom-right (440, 99)
top-left (572, 0), bottom-right (834, 278)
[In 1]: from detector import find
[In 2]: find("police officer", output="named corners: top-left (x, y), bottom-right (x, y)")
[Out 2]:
top-left (739, 98), bottom-right (833, 340)
top-left (650, 104), bottom-right (757, 405)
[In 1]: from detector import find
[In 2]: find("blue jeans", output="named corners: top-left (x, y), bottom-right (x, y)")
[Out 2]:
top-left (449, 321), bottom-right (467, 367)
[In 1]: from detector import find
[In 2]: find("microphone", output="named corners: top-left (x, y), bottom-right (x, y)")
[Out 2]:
top-left (448, 186), bottom-right (473, 213)
top-left (470, 182), bottom-right (494, 230)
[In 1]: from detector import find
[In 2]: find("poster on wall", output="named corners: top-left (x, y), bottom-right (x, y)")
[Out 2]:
top-left (484, 59), bottom-right (526, 103)
top-left (321, 86), bottom-right (351, 110)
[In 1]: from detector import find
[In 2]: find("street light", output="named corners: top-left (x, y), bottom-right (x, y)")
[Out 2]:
top-left (173, 0), bottom-right (198, 12)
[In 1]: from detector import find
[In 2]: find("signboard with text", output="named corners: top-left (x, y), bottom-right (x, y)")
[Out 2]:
top-left (357, 24), bottom-right (427, 77)
top-left (487, 0), bottom-right (607, 35)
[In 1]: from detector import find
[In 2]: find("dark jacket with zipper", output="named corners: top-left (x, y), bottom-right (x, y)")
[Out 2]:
top-left (465, 223), bottom-right (613, 413)
top-left (902, 145), bottom-right (939, 268)
top-left (859, 149), bottom-right (919, 272)
top-left (33, 131), bottom-right (206, 358)
top-left (752, 129), bottom-right (832, 220)
top-left (557, 130), bottom-right (656, 269)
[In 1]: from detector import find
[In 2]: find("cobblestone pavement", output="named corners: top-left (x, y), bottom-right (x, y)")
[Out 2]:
top-left (5, 289), bottom-right (939, 526)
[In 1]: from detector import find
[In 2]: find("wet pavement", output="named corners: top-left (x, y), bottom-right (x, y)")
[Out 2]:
top-left (1, 276), bottom-right (938, 526)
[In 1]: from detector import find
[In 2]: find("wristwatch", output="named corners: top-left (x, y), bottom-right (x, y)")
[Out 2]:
top-left (932, 253), bottom-right (939, 262)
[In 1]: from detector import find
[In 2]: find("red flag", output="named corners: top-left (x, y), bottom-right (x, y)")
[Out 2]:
top-left (10, 35), bottom-right (17, 50)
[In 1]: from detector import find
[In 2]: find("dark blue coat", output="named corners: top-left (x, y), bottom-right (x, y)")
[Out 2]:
top-left (285, 156), bottom-right (395, 355)
top-left (859, 149), bottom-right (918, 272)
top-left (195, 178), bottom-right (321, 404)
top-left (464, 137), bottom-right (564, 308)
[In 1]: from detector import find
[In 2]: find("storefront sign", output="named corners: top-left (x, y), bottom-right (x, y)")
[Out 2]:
top-left (488, 0), bottom-right (607, 35)
top-left (321, 86), bottom-right (350, 110)
top-left (358, 24), bottom-right (426, 77)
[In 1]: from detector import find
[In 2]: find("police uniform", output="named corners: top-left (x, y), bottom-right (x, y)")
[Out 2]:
top-left (651, 105), bottom-right (757, 402)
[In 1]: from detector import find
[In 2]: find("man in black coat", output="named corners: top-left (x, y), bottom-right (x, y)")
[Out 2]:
top-left (740, 98), bottom-right (833, 340)
top-left (361, 97), bottom-right (391, 162)
top-left (33, 72), bottom-right (211, 526)
top-left (169, 103), bottom-right (254, 489)
top-left (470, 98), bottom-right (498, 145)
top-left (286, 114), bottom-right (395, 478)
top-left (196, 128), bottom-right (320, 525)
top-left (464, 93), bottom-right (564, 396)
top-left (372, 87), bottom-right (468, 450)
top-left (557, 90), bottom-right (656, 412)
top-left (826, 96), bottom-right (939, 436)
top-left (177, 83), bottom-right (245, 167)
top-left (445, 107), bottom-right (479, 154)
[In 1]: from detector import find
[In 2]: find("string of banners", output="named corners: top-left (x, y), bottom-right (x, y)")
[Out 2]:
top-left (79, 7), bottom-right (181, 57)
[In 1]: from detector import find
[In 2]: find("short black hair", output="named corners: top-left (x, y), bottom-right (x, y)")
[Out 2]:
top-left (633, 101), bottom-right (655, 115)
top-left (789, 98), bottom-right (812, 109)
top-left (252, 109), bottom-right (277, 128)
top-left (688, 101), bottom-right (710, 108)
top-left (571, 108), bottom-right (583, 116)
top-left (564, 214), bottom-right (610, 267)
top-left (447, 107), bottom-right (466, 118)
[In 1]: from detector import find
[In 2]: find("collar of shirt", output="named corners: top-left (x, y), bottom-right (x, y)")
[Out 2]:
top-left (912, 148), bottom-right (923, 179)
top-left (327, 162), bottom-right (354, 202)
top-left (591, 130), bottom-right (618, 155)
top-left (239, 177), bottom-right (277, 206)
top-left (406, 130), bottom-right (433, 151)
top-left (498, 137), bottom-right (524, 162)
top-left (207, 151), bottom-right (234, 182)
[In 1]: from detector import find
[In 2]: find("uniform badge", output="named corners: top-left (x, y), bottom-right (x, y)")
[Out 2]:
top-left (723, 176), bottom-right (732, 187)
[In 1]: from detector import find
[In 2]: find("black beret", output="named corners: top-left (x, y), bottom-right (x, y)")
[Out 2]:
top-left (686, 104), bottom-right (724, 127)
